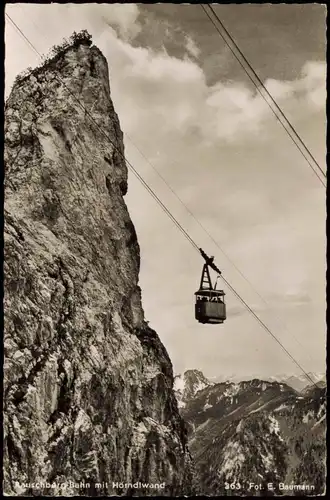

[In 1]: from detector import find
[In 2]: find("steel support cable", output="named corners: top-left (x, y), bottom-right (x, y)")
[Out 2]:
top-left (201, 4), bottom-right (326, 187)
top-left (207, 4), bottom-right (326, 179)
top-left (6, 13), bottom-right (321, 390)
top-left (5, 19), bottom-right (57, 170)
top-left (10, 6), bottom-right (320, 367)
top-left (220, 274), bottom-right (321, 390)
top-left (5, 14), bottom-right (198, 251)
top-left (123, 135), bottom-right (317, 367)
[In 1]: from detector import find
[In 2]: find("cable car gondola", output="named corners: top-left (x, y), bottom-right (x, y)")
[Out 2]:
top-left (195, 248), bottom-right (226, 324)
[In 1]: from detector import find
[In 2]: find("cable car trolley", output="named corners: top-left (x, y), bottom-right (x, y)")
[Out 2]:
top-left (195, 248), bottom-right (226, 324)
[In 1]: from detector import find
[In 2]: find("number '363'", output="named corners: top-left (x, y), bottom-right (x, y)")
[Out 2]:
top-left (225, 482), bottom-right (241, 490)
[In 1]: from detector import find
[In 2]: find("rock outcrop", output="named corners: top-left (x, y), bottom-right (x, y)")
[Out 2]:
top-left (4, 35), bottom-right (194, 496)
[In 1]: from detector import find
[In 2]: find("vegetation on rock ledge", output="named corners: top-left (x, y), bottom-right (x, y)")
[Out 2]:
top-left (13, 30), bottom-right (93, 88)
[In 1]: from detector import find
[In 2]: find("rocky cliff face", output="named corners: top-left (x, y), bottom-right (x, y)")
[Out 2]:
top-left (4, 38), bottom-right (194, 496)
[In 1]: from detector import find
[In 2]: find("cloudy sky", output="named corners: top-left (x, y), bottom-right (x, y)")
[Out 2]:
top-left (5, 3), bottom-right (326, 380)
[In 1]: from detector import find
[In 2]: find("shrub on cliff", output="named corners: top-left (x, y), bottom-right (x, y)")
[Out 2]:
top-left (13, 30), bottom-right (93, 88)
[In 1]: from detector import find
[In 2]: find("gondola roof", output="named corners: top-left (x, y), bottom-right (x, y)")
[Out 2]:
top-left (195, 289), bottom-right (225, 296)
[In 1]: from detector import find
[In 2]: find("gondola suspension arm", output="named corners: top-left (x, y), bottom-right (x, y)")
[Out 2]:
top-left (199, 248), bottom-right (222, 275)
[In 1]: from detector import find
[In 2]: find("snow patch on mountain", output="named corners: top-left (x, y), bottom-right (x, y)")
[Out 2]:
top-left (236, 420), bottom-right (243, 433)
top-left (260, 448), bottom-right (273, 472)
top-left (274, 403), bottom-right (289, 412)
top-left (302, 411), bottom-right (314, 423)
top-left (250, 401), bottom-right (272, 414)
top-left (174, 369), bottom-right (213, 407)
top-left (219, 441), bottom-right (245, 475)
top-left (173, 375), bottom-right (184, 392)
top-left (203, 402), bottom-right (212, 410)
top-left (269, 415), bottom-right (283, 441)
top-left (317, 402), bottom-right (325, 419)
top-left (312, 414), bottom-right (326, 428)
top-left (223, 384), bottom-right (240, 397)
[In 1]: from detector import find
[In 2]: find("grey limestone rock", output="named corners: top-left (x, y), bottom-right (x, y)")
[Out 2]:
top-left (4, 39), bottom-right (194, 497)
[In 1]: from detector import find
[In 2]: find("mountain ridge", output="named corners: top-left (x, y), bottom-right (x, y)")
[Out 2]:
top-left (175, 369), bottom-right (326, 496)
top-left (198, 371), bottom-right (325, 393)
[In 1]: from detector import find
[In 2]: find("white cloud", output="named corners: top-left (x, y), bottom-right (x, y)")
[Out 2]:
top-left (264, 79), bottom-right (294, 100)
top-left (97, 3), bottom-right (141, 41)
top-left (185, 35), bottom-right (201, 58)
top-left (301, 61), bottom-right (326, 108)
top-left (4, 4), bottom-right (326, 378)
top-left (265, 61), bottom-right (326, 110)
top-left (4, 3), bottom-right (141, 94)
top-left (6, 4), bottom-right (325, 145)
top-left (94, 27), bottom-right (326, 145)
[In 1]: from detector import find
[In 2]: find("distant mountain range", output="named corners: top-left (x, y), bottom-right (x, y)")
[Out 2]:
top-left (175, 370), bottom-right (326, 496)
top-left (208, 371), bottom-right (326, 393)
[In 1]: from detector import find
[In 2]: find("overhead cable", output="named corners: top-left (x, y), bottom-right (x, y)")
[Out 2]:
top-left (5, 12), bottom-right (321, 390)
top-left (201, 4), bottom-right (326, 187)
